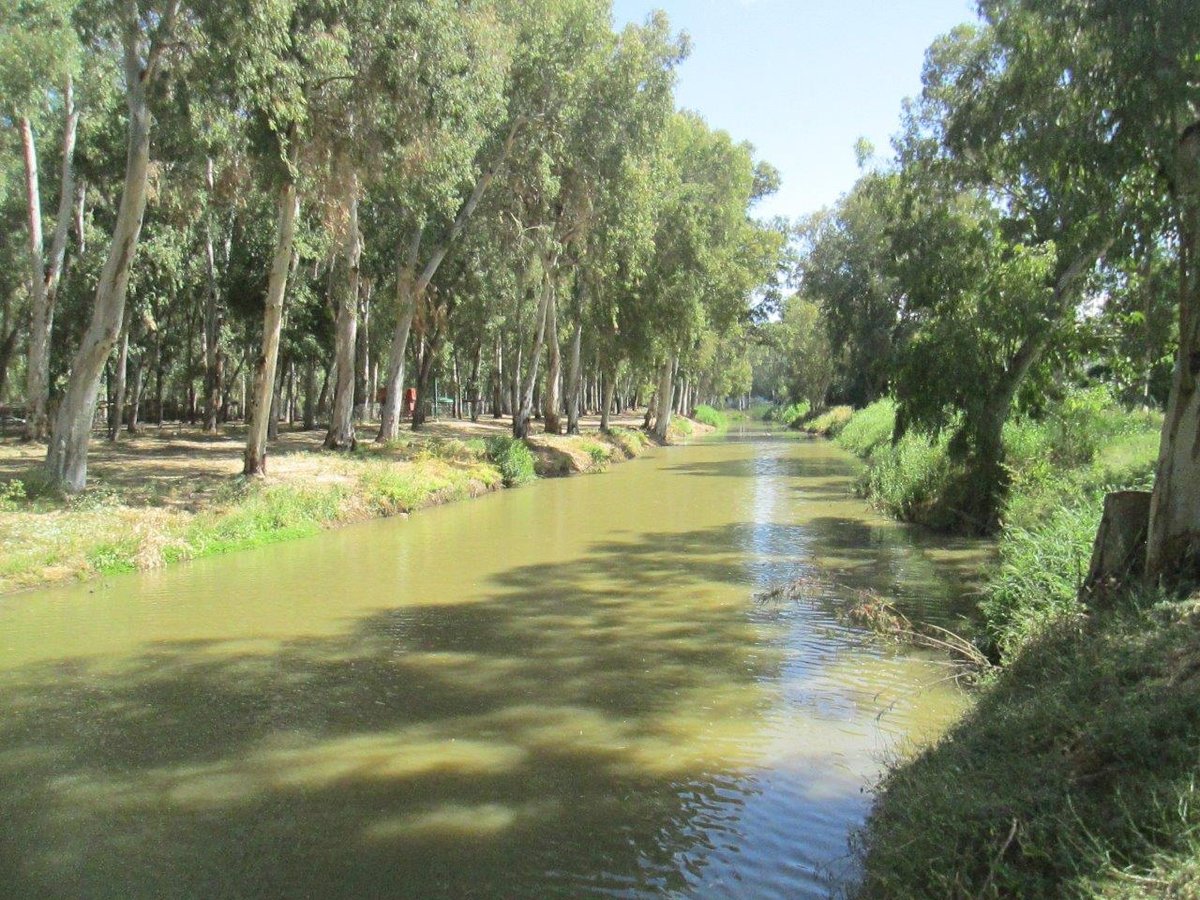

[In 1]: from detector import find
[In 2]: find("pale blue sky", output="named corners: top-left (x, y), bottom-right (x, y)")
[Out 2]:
top-left (611, 0), bottom-right (978, 220)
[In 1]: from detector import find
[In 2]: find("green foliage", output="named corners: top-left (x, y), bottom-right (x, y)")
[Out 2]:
top-left (981, 498), bottom-right (1097, 659)
top-left (863, 431), bottom-right (956, 526)
top-left (0, 480), bottom-right (25, 511)
top-left (174, 484), bottom-right (345, 561)
top-left (583, 443), bottom-right (609, 467)
top-left (485, 436), bottom-right (535, 487)
top-left (802, 405), bottom-right (854, 436)
top-left (691, 404), bottom-right (726, 429)
top-left (857, 599), bottom-right (1200, 898)
top-left (608, 426), bottom-right (649, 457)
top-left (835, 398), bottom-right (896, 457)
top-left (775, 401), bottom-right (810, 427)
top-left (358, 464), bottom-right (445, 514)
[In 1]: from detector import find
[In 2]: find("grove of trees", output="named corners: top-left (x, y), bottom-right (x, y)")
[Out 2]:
top-left (758, 0), bottom-right (1199, 582)
top-left (1, 0), bottom-right (783, 489)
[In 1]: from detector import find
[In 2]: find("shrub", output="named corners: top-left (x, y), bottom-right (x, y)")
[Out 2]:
top-left (608, 426), bottom-right (648, 457)
top-left (777, 401), bottom-right (811, 427)
top-left (0, 480), bottom-right (25, 511)
top-left (670, 416), bottom-right (693, 437)
top-left (583, 443), bottom-right (609, 467)
top-left (692, 404), bottom-right (727, 429)
top-left (486, 436), bottom-right (535, 487)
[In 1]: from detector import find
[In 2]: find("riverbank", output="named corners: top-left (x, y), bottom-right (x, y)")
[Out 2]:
top-left (818, 396), bottom-right (1200, 896)
top-left (0, 413), bottom-right (709, 595)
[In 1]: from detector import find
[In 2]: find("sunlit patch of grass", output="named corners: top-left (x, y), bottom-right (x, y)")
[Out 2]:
top-left (607, 426), bottom-right (649, 458)
top-left (0, 422), bottom-right (649, 593)
top-left (802, 405), bottom-right (854, 436)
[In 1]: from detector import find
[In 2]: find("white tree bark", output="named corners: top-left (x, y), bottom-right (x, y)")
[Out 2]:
top-left (376, 274), bottom-right (417, 443)
top-left (244, 174), bottom-right (300, 476)
top-left (652, 355), bottom-right (677, 440)
top-left (565, 315), bottom-right (584, 434)
top-left (44, 18), bottom-right (168, 493)
top-left (542, 287), bottom-right (561, 434)
top-left (1145, 124), bottom-right (1200, 583)
top-left (514, 273), bottom-right (552, 438)
top-left (202, 157), bottom-right (226, 432)
top-left (22, 76), bottom-right (79, 442)
top-left (324, 177), bottom-right (362, 450)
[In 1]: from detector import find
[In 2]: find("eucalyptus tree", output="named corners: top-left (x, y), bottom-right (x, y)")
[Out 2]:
top-left (371, 0), bottom-right (514, 442)
top-left (44, 0), bottom-right (183, 491)
top-left (199, 0), bottom-right (356, 474)
top-left (796, 172), bottom-right (904, 407)
top-left (973, 0), bottom-right (1200, 580)
top-left (641, 113), bottom-right (782, 440)
top-left (553, 13), bottom-right (686, 434)
top-left (871, 20), bottom-right (1126, 526)
top-left (2, 0), bottom-right (81, 441)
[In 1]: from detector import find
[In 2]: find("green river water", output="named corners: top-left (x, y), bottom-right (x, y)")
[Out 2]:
top-left (0, 429), bottom-right (981, 897)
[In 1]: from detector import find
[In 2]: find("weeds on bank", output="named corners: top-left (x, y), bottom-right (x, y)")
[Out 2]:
top-left (843, 387), bottom-right (1200, 897)
top-left (801, 405), bottom-right (854, 436)
top-left (608, 426), bottom-right (649, 457)
top-left (691, 404), bottom-right (728, 430)
top-left (856, 598), bottom-right (1200, 898)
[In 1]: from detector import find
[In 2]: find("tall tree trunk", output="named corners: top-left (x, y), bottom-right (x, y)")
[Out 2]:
top-left (128, 353), bottom-right (144, 435)
top-left (492, 335), bottom-right (503, 418)
top-left (411, 332), bottom-right (442, 429)
top-left (1146, 123), bottom-right (1200, 585)
top-left (565, 316), bottom-right (583, 434)
top-left (354, 279), bottom-right (370, 422)
top-left (243, 167), bottom-right (300, 476)
top-left (23, 76), bottom-right (79, 443)
top-left (0, 322), bottom-right (19, 407)
top-left (470, 342), bottom-right (482, 422)
top-left (202, 157), bottom-right (225, 433)
top-left (376, 123), bottom-right (521, 438)
top-left (542, 286), bottom-right (561, 434)
top-left (108, 317), bottom-right (130, 441)
top-left (376, 261), bottom-right (417, 442)
top-left (325, 179), bottom-right (362, 450)
top-left (514, 273), bottom-right (552, 439)
top-left (302, 356), bottom-right (317, 430)
top-left (600, 366), bottom-right (615, 434)
top-left (652, 355), bottom-right (677, 440)
top-left (45, 21), bottom-right (168, 492)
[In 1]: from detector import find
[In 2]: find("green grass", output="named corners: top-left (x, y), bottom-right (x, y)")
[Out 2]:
top-left (802, 405), bottom-right (854, 436)
top-left (608, 426), bottom-right (649, 457)
top-left (837, 398), bottom-right (897, 456)
top-left (692, 404), bottom-right (728, 430)
top-left (485, 436), bottom-right (536, 487)
top-left (851, 388), bottom-right (1193, 896)
top-left (857, 597), bottom-right (1200, 898)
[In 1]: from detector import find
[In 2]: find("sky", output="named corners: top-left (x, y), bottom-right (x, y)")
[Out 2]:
top-left (610, 0), bottom-right (978, 221)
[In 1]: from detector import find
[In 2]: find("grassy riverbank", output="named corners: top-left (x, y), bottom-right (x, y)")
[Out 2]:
top-left (0, 413), bottom-right (698, 596)
top-left (820, 395), bottom-right (1200, 896)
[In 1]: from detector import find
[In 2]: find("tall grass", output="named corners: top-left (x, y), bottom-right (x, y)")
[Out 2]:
top-left (691, 404), bottom-right (728, 430)
top-left (801, 405), bottom-right (854, 436)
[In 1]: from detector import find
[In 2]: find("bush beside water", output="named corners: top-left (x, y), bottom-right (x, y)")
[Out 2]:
top-left (485, 436), bottom-right (536, 487)
top-left (691, 404), bottom-right (728, 430)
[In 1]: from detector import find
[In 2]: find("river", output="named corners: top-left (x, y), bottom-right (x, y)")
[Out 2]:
top-left (0, 428), bottom-right (980, 897)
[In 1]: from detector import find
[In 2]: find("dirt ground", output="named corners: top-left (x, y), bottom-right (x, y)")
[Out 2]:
top-left (0, 411), bottom-right (656, 507)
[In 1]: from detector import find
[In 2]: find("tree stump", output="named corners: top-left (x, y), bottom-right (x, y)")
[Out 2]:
top-left (1082, 490), bottom-right (1152, 604)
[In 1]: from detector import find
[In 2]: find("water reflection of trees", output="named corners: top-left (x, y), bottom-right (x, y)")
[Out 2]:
top-left (0, 508), bottom-right (974, 897)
